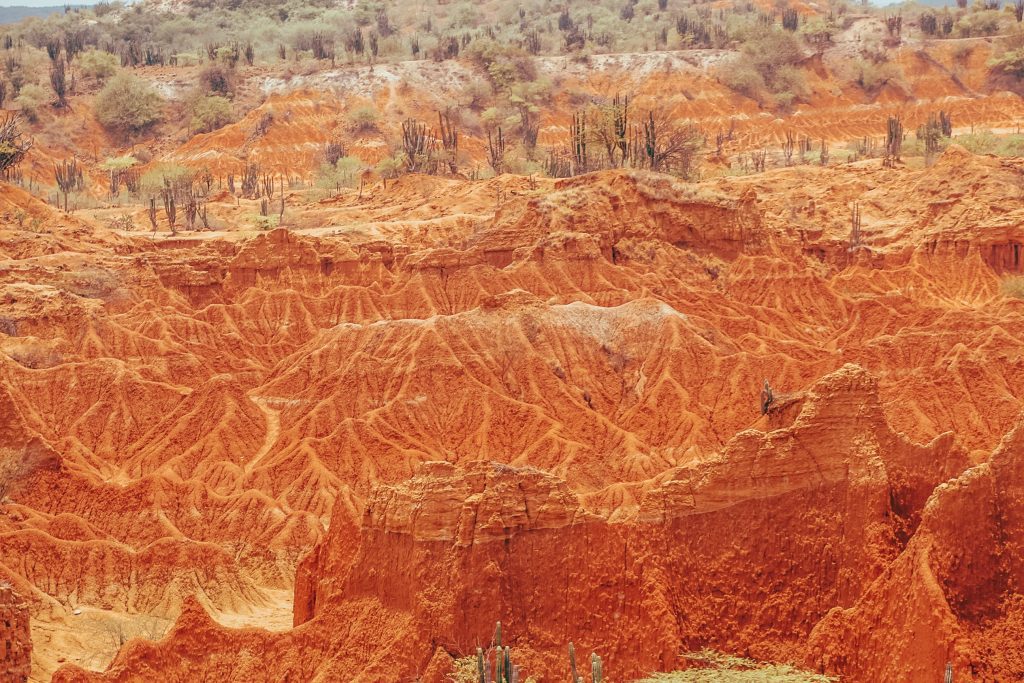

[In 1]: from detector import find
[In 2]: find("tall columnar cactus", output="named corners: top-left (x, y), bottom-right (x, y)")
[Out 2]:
top-left (613, 93), bottom-right (629, 165)
top-left (569, 642), bottom-right (581, 683)
top-left (591, 652), bottom-right (603, 683)
top-left (570, 110), bottom-right (587, 174)
top-left (883, 115), bottom-right (903, 168)
top-left (850, 201), bottom-right (862, 250)
top-left (476, 621), bottom-right (517, 683)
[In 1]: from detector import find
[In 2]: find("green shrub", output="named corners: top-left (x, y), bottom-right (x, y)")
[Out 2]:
top-left (955, 10), bottom-right (1003, 38)
top-left (741, 30), bottom-right (803, 77)
top-left (316, 155), bottom-right (363, 190)
top-left (252, 214), bottom-right (279, 230)
top-left (716, 29), bottom-right (807, 106)
top-left (638, 649), bottom-right (836, 682)
top-left (14, 84), bottom-right (47, 121)
top-left (989, 49), bottom-right (1024, 78)
top-left (995, 134), bottom-right (1024, 156)
top-left (140, 162), bottom-right (192, 194)
top-left (189, 95), bottom-right (233, 133)
top-left (955, 130), bottom-right (998, 155)
top-left (94, 73), bottom-right (164, 136)
top-left (375, 153), bottom-right (404, 179)
top-left (718, 62), bottom-right (767, 100)
top-left (100, 155), bottom-right (138, 171)
top-left (464, 38), bottom-right (536, 90)
top-left (345, 105), bottom-right (380, 133)
top-left (773, 65), bottom-right (810, 100)
top-left (77, 49), bottom-right (119, 81)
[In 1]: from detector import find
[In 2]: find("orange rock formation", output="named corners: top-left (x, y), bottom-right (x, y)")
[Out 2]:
top-left (1, 146), bottom-right (1023, 680)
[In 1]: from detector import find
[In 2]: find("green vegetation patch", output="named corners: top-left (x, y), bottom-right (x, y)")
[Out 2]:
top-left (638, 650), bottom-right (837, 683)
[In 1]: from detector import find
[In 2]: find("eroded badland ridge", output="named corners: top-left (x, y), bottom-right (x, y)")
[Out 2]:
top-left (1, 0), bottom-right (1024, 680)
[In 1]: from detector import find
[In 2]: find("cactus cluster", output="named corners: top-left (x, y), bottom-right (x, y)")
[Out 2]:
top-left (568, 642), bottom-right (603, 683)
top-left (475, 622), bottom-right (519, 683)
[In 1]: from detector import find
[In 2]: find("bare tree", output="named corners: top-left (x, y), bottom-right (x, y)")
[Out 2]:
top-left (632, 109), bottom-right (703, 179)
top-left (0, 114), bottom-right (32, 176)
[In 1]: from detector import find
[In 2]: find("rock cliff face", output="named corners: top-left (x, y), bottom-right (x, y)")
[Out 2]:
top-left (56, 364), bottom-right (979, 681)
top-left (807, 417), bottom-right (1024, 682)
top-left (284, 365), bottom-right (970, 681)
top-left (3, 151), bottom-right (1024, 679)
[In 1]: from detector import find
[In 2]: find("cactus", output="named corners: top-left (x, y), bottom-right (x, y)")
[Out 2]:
top-left (569, 642), bottom-right (581, 683)
top-left (475, 621), bottom-right (517, 683)
top-left (782, 130), bottom-right (795, 166)
top-left (570, 109), bottom-right (587, 174)
top-left (53, 157), bottom-right (83, 213)
top-left (437, 110), bottom-right (459, 174)
top-left (401, 118), bottom-right (435, 174)
top-left (591, 652), bottom-right (603, 683)
top-left (939, 110), bottom-right (952, 137)
top-left (883, 115), bottom-right (903, 168)
top-left (850, 201), bottom-right (862, 250)
top-left (613, 93), bottom-right (629, 166)
top-left (487, 126), bottom-right (505, 175)
top-left (781, 7), bottom-right (798, 30)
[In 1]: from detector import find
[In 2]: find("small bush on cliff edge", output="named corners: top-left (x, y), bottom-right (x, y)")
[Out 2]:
top-left (714, 29), bottom-right (808, 109)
